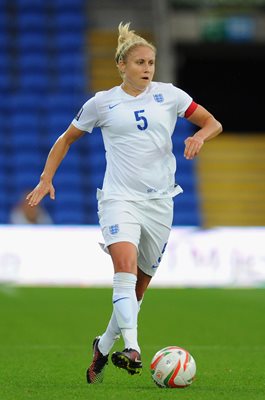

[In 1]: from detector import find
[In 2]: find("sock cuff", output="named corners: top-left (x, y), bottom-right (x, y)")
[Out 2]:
top-left (113, 272), bottom-right (137, 289)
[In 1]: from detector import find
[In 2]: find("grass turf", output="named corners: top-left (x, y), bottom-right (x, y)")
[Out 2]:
top-left (0, 286), bottom-right (265, 400)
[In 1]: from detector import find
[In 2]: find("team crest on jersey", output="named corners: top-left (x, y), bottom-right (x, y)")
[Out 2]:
top-left (153, 93), bottom-right (164, 103)
top-left (109, 224), bottom-right (119, 235)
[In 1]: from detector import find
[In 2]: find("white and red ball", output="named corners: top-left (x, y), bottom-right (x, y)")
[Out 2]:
top-left (150, 346), bottom-right (196, 388)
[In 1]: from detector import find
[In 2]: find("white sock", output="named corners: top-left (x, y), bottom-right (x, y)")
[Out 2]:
top-left (98, 282), bottom-right (143, 355)
top-left (113, 272), bottom-right (140, 353)
top-left (98, 311), bottom-right (120, 356)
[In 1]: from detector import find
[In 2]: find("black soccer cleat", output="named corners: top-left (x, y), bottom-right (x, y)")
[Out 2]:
top-left (111, 348), bottom-right (142, 375)
top-left (86, 336), bottom-right (109, 384)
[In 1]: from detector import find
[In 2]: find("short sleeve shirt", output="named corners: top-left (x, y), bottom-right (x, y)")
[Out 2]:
top-left (72, 82), bottom-right (193, 201)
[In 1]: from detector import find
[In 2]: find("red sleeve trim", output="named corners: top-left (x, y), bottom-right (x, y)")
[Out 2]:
top-left (184, 101), bottom-right (198, 118)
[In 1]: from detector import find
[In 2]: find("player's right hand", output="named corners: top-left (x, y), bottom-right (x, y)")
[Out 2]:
top-left (26, 181), bottom-right (55, 206)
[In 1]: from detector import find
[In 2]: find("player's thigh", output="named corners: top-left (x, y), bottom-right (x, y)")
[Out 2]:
top-left (98, 198), bottom-right (141, 274)
top-left (109, 241), bottom-right (138, 275)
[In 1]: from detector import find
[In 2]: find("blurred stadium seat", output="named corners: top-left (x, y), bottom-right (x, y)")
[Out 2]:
top-left (53, 0), bottom-right (85, 9)
top-left (17, 12), bottom-right (47, 31)
top-left (53, 206), bottom-right (86, 225)
top-left (54, 13), bottom-right (85, 30)
top-left (18, 53), bottom-right (50, 72)
top-left (19, 73), bottom-right (50, 90)
top-left (0, 1), bottom-right (200, 226)
top-left (17, 32), bottom-right (49, 51)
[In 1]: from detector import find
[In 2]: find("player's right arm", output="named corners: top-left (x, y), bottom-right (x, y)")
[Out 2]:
top-left (27, 124), bottom-right (84, 206)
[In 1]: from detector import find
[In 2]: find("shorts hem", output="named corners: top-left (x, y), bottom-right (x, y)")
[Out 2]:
top-left (137, 263), bottom-right (156, 278)
top-left (102, 237), bottom-right (139, 252)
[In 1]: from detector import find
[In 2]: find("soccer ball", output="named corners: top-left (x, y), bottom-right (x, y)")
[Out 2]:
top-left (150, 346), bottom-right (196, 388)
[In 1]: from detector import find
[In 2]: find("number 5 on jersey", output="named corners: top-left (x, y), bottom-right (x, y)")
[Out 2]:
top-left (134, 110), bottom-right (148, 131)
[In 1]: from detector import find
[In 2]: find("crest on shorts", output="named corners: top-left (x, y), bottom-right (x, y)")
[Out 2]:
top-left (109, 224), bottom-right (119, 235)
top-left (153, 93), bottom-right (164, 103)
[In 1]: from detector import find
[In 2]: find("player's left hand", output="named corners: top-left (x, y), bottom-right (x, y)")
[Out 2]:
top-left (184, 135), bottom-right (204, 160)
top-left (26, 180), bottom-right (55, 207)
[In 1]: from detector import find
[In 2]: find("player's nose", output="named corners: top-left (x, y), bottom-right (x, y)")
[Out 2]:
top-left (144, 63), bottom-right (151, 72)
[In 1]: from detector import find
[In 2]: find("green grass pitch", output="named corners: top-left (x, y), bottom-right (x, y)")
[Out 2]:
top-left (0, 286), bottom-right (265, 400)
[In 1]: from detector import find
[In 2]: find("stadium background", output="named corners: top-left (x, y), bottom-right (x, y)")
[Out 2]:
top-left (0, 0), bottom-right (264, 228)
top-left (1, 2), bottom-right (265, 399)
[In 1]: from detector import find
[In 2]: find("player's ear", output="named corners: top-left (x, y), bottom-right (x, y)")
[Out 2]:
top-left (117, 60), bottom-right (126, 74)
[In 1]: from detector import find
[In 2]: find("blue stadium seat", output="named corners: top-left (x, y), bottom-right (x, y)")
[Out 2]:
top-left (88, 171), bottom-right (105, 189)
top-left (0, 168), bottom-right (5, 187)
top-left (174, 193), bottom-right (199, 209)
top-left (85, 151), bottom-right (106, 170)
top-left (56, 190), bottom-right (84, 205)
top-left (58, 152), bottom-right (81, 171)
top-left (53, 0), bottom-right (85, 9)
top-left (54, 13), bottom-right (85, 30)
top-left (17, 32), bottom-right (48, 51)
top-left (0, 53), bottom-right (10, 70)
top-left (19, 72), bottom-right (50, 90)
top-left (10, 133), bottom-right (40, 150)
top-left (57, 70), bottom-right (85, 91)
top-left (0, 11), bottom-right (8, 32)
top-left (10, 111), bottom-right (40, 130)
top-left (0, 72), bottom-right (11, 92)
top-left (173, 211), bottom-right (201, 226)
top-left (177, 172), bottom-right (197, 191)
top-left (17, 12), bottom-right (47, 31)
top-left (0, 31), bottom-right (9, 50)
top-left (54, 170), bottom-right (83, 189)
top-left (0, 207), bottom-right (8, 224)
top-left (55, 32), bottom-right (83, 51)
top-left (46, 93), bottom-right (77, 114)
top-left (0, 0), bottom-right (89, 225)
top-left (46, 113), bottom-right (71, 133)
top-left (12, 170), bottom-right (40, 190)
top-left (16, 0), bottom-right (47, 10)
top-left (85, 128), bottom-right (104, 142)
top-left (18, 53), bottom-right (50, 72)
top-left (56, 53), bottom-right (84, 72)
top-left (175, 116), bottom-right (196, 132)
top-left (53, 206), bottom-right (86, 225)
top-left (11, 151), bottom-right (42, 169)
top-left (0, 150), bottom-right (5, 166)
top-left (8, 93), bottom-right (42, 111)
top-left (177, 153), bottom-right (196, 170)
top-left (83, 189), bottom-right (97, 202)
top-left (87, 170), bottom-right (105, 189)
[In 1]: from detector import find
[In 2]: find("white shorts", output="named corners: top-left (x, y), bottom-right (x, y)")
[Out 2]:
top-left (97, 192), bottom-right (173, 277)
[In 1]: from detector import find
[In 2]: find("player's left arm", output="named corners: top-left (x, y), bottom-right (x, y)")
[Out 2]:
top-left (184, 104), bottom-right (223, 160)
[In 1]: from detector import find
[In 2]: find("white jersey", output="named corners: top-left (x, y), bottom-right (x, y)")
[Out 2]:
top-left (72, 82), bottom-right (194, 201)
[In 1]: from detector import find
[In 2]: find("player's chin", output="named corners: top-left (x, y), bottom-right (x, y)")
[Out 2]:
top-left (140, 78), bottom-right (150, 87)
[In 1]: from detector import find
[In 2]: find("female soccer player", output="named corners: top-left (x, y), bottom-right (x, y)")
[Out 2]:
top-left (27, 22), bottom-right (222, 383)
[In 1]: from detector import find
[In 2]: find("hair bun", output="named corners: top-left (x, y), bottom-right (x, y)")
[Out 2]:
top-left (115, 21), bottom-right (156, 64)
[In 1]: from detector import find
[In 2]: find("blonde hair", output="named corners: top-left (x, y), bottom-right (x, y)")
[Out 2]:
top-left (115, 22), bottom-right (156, 64)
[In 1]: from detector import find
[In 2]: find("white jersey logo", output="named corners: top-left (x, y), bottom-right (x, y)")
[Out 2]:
top-left (109, 103), bottom-right (121, 110)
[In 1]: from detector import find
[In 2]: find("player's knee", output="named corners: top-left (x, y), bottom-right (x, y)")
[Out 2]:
top-left (109, 242), bottom-right (138, 274)
top-left (113, 258), bottom-right (137, 274)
